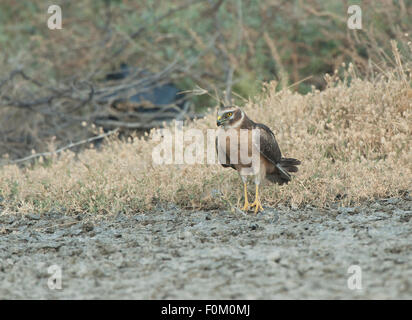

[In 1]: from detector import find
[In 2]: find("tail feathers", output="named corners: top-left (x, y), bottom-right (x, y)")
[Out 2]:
top-left (279, 157), bottom-right (301, 173)
top-left (280, 157), bottom-right (301, 166)
top-left (267, 158), bottom-right (301, 185)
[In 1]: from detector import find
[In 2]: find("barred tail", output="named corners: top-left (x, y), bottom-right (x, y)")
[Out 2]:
top-left (279, 157), bottom-right (301, 173)
top-left (270, 157), bottom-right (301, 183)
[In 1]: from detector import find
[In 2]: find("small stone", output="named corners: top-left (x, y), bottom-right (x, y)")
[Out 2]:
top-left (27, 214), bottom-right (41, 220)
top-left (250, 223), bottom-right (258, 230)
top-left (82, 222), bottom-right (94, 232)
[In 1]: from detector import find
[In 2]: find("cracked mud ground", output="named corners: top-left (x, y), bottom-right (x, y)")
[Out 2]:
top-left (0, 196), bottom-right (411, 299)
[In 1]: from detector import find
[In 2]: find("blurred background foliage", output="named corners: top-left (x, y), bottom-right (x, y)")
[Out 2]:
top-left (0, 0), bottom-right (411, 159)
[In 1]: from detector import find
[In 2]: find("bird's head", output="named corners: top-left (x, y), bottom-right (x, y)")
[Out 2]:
top-left (216, 106), bottom-right (244, 128)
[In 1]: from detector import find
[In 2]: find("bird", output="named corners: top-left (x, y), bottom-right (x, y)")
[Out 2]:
top-left (215, 106), bottom-right (301, 214)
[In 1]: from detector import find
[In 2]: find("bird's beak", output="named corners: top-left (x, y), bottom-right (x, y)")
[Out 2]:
top-left (217, 115), bottom-right (223, 126)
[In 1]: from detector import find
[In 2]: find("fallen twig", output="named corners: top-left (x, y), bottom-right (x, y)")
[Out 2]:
top-left (8, 129), bottom-right (119, 165)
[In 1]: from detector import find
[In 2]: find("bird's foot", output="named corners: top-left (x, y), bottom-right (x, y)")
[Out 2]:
top-left (242, 200), bottom-right (250, 212)
top-left (250, 199), bottom-right (264, 214)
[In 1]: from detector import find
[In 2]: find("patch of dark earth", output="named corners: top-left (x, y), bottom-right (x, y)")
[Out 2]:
top-left (0, 196), bottom-right (411, 299)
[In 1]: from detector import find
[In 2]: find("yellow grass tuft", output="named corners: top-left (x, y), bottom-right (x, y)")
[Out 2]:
top-left (0, 67), bottom-right (411, 215)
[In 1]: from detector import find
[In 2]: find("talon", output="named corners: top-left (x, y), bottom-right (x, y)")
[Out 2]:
top-left (250, 184), bottom-right (264, 214)
top-left (250, 200), bottom-right (264, 214)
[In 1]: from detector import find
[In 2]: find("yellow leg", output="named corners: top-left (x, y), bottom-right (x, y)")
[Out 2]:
top-left (250, 184), bottom-right (264, 214)
top-left (242, 182), bottom-right (250, 211)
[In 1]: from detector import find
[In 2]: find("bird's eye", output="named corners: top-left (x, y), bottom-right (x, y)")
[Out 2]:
top-left (226, 112), bottom-right (232, 117)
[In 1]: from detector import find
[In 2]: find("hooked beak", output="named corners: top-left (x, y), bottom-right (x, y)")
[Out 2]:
top-left (217, 116), bottom-right (223, 126)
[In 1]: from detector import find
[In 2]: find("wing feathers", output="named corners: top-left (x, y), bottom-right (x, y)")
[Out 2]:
top-left (253, 123), bottom-right (281, 165)
top-left (275, 163), bottom-right (292, 181)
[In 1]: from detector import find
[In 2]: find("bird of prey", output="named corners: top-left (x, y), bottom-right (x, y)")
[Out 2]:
top-left (216, 106), bottom-right (301, 213)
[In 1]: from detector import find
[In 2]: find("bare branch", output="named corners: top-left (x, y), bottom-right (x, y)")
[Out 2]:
top-left (8, 129), bottom-right (119, 165)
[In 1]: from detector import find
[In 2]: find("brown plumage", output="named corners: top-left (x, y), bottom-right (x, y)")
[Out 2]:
top-left (216, 106), bottom-right (301, 213)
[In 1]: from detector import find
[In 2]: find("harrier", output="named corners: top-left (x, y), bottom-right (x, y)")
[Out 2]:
top-left (216, 106), bottom-right (301, 213)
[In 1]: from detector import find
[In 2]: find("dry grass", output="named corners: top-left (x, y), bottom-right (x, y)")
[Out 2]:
top-left (2, 1), bottom-right (412, 161)
top-left (0, 62), bottom-right (411, 215)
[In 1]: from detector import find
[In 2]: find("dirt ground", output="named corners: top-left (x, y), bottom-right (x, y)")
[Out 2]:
top-left (0, 196), bottom-right (411, 299)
